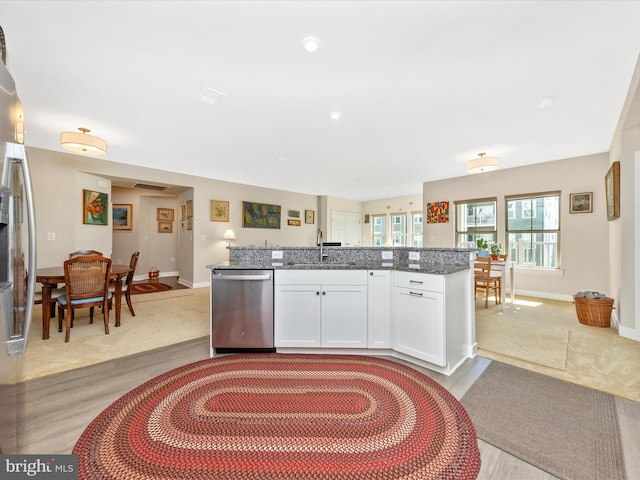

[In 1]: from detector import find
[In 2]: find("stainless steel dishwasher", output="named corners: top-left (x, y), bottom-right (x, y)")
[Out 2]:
top-left (211, 269), bottom-right (275, 353)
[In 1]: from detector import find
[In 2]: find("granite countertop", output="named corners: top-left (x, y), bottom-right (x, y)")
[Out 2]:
top-left (208, 262), bottom-right (469, 275)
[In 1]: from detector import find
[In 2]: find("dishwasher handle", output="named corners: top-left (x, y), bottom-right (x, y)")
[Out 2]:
top-left (213, 273), bottom-right (272, 281)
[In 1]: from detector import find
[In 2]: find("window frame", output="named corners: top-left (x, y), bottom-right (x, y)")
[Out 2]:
top-left (505, 191), bottom-right (561, 269)
top-left (454, 197), bottom-right (497, 249)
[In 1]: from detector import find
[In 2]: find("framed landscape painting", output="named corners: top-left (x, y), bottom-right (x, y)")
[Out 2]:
top-left (569, 192), bottom-right (592, 214)
top-left (157, 208), bottom-right (174, 221)
top-left (113, 204), bottom-right (133, 230)
top-left (605, 161), bottom-right (620, 220)
top-left (242, 201), bottom-right (281, 229)
top-left (83, 189), bottom-right (108, 225)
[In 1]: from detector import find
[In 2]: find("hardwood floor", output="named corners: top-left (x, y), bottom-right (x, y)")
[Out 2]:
top-left (18, 338), bottom-right (640, 479)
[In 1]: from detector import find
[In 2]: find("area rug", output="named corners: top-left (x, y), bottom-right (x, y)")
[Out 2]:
top-left (73, 353), bottom-right (481, 479)
top-left (130, 282), bottom-right (172, 295)
top-left (476, 316), bottom-right (569, 370)
top-left (461, 361), bottom-right (625, 480)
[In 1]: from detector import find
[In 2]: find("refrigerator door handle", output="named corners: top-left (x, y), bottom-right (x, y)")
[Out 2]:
top-left (5, 143), bottom-right (35, 355)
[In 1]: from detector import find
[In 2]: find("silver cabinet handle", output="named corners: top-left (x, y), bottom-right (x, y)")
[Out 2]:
top-left (409, 291), bottom-right (423, 297)
top-left (213, 274), bottom-right (272, 281)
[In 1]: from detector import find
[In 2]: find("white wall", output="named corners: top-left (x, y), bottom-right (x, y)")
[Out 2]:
top-left (361, 194), bottom-right (423, 246)
top-left (27, 147), bottom-right (321, 287)
top-left (422, 154), bottom-right (610, 300)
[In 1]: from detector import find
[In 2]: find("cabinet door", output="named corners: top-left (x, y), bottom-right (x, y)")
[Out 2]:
top-left (367, 270), bottom-right (391, 348)
top-left (274, 285), bottom-right (321, 347)
top-left (321, 285), bottom-right (368, 348)
top-left (393, 287), bottom-right (445, 366)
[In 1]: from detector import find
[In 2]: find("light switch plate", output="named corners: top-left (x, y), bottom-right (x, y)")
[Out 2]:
top-left (381, 251), bottom-right (393, 260)
top-left (272, 250), bottom-right (283, 259)
top-left (409, 251), bottom-right (420, 261)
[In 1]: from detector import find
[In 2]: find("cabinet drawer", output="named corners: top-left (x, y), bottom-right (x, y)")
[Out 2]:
top-left (275, 269), bottom-right (367, 286)
top-left (393, 271), bottom-right (443, 292)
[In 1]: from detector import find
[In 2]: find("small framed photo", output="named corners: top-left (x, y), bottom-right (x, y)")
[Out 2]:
top-left (605, 161), bottom-right (620, 220)
top-left (305, 209), bottom-right (315, 224)
top-left (158, 221), bottom-right (173, 233)
top-left (157, 208), bottom-right (174, 221)
top-left (113, 204), bottom-right (133, 230)
top-left (186, 200), bottom-right (194, 218)
top-left (288, 219), bottom-right (301, 226)
top-left (211, 200), bottom-right (230, 222)
top-left (180, 205), bottom-right (186, 221)
top-left (186, 217), bottom-right (193, 231)
top-left (569, 192), bottom-right (593, 214)
top-left (288, 210), bottom-right (300, 218)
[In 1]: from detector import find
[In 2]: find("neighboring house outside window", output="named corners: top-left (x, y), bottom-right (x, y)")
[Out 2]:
top-left (391, 213), bottom-right (408, 246)
top-left (454, 198), bottom-right (497, 248)
top-left (505, 192), bottom-right (560, 268)
top-left (372, 214), bottom-right (387, 247)
top-left (411, 211), bottom-right (423, 247)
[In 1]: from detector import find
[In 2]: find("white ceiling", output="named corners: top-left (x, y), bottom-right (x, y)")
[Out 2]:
top-left (3, 1), bottom-right (640, 201)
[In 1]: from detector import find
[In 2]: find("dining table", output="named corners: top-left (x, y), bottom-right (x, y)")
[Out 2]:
top-left (490, 260), bottom-right (515, 309)
top-left (36, 264), bottom-right (132, 340)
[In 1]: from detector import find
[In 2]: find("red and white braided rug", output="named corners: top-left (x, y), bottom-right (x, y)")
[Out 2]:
top-left (73, 354), bottom-right (480, 479)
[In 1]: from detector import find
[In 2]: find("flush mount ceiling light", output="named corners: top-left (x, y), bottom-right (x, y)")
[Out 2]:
top-left (467, 152), bottom-right (499, 174)
top-left (302, 36), bottom-right (320, 53)
top-left (60, 127), bottom-right (107, 156)
top-left (330, 111), bottom-right (341, 120)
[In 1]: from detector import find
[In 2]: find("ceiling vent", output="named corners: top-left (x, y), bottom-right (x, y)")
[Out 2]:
top-left (133, 182), bottom-right (168, 191)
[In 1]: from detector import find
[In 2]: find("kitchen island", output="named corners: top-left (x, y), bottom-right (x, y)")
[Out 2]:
top-left (209, 246), bottom-right (476, 375)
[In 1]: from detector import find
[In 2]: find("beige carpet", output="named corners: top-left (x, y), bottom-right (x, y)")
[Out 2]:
top-left (475, 296), bottom-right (640, 403)
top-left (477, 315), bottom-right (569, 370)
top-left (21, 287), bottom-right (210, 381)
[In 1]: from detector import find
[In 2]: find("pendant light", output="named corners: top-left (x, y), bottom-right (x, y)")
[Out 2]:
top-left (60, 127), bottom-right (107, 156)
top-left (467, 152), bottom-right (498, 174)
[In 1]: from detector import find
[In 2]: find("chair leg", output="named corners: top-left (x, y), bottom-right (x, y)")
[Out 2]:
top-left (484, 284), bottom-right (489, 308)
top-left (89, 307), bottom-right (94, 324)
top-left (125, 290), bottom-right (135, 316)
top-left (57, 304), bottom-right (63, 332)
top-left (65, 307), bottom-right (72, 342)
top-left (103, 302), bottom-right (110, 335)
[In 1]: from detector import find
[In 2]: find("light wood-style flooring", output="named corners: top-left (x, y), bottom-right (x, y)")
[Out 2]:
top-left (18, 336), bottom-right (640, 479)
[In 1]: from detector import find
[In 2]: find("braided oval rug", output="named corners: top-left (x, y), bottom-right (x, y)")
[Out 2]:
top-left (73, 354), bottom-right (480, 479)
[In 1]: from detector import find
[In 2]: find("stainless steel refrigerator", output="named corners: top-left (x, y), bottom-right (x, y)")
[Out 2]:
top-left (0, 39), bottom-right (37, 454)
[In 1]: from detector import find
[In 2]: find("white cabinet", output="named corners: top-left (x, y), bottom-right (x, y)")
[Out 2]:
top-left (367, 270), bottom-right (391, 348)
top-left (275, 270), bottom-right (368, 348)
top-left (393, 270), bottom-right (469, 369)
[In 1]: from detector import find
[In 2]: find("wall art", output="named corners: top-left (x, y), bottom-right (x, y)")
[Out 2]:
top-left (158, 221), bottom-right (173, 233)
top-left (112, 204), bottom-right (133, 230)
top-left (605, 161), bottom-right (620, 220)
top-left (211, 200), bottom-right (230, 222)
top-left (426, 201), bottom-right (449, 224)
top-left (569, 192), bottom-right (593, 214)
top-left (157, 207), bottom-right (174, 221)
top-left (288, 219), bottom-right (301, 226)
top-left (83, 189), bottom-right (108, 226)
top-left (242, 201), bottom-right (281, 229)
top-left (288, 210), bottom-right (300, 218)
top-left (305, 210), bottom-right (315, 224)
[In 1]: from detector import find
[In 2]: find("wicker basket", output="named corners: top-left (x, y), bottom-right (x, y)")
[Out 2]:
top-left (573, 296), bottom-right (614, 327)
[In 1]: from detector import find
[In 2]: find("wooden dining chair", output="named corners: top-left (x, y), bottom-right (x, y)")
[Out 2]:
top-left (474, 255), bottom-right (501, 308)
top-left (57, 254), bottom-right (112, 342)
top-left (109, 251), bottom-right (139, 316)
top-left (69, 250), bottom-right (103, 258)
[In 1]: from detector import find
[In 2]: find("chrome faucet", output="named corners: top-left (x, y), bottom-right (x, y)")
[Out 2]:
top-left (317, 229), bottom-right (325, 262)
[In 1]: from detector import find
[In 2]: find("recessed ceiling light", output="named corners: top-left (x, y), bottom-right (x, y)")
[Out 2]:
top-left (302, 36), bottom-right (320, 53)
top-left (330, 111), bottom-right (341, 120)
top-left (538, 97), bottom-right (555, 109)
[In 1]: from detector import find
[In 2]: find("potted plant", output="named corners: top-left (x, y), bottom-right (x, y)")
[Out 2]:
top-left (476, 238), bottom-right (489, 257)
top-left (490, 243), bottom-right (502, 260)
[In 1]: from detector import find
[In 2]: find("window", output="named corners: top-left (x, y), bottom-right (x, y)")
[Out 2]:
top-left (411, 211), bottom-right (423, 247)
top-left (506, 192), bottom-right (560, 268)
top-left (391, 213), bottom-right (407, 246)
top-left (372, 214), bottom-right (387, 247)
top-left (454, 198), bottom-right (497, 248)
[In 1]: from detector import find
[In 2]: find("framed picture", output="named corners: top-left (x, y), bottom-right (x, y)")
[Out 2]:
top-left (569, 192), bottom-right (593, 214)
top-left (305, 209), bottom-right (315, 224)
top-left (186, 199), bottom-right (193, 218)
top-left (288, 210), bottom-right (300, 218)
top-left (211, 200), bottom-right (230, 222)
top-left (186, 217), bottom-right (193, 231)
top-left (180, 205), bottom-right (186, 221)
top-left (426, 201), bottom-right (449, 224)
top-left (605, 161), bottom-right (620, 220)
top-left (113, 204), bottom-right (133, 230)
top-left (242, 201), bottom-right (281, 229)
top-left (83, 189), bottom-right (108, 225)
top-left (157, 208), bottom-right (174, 221)
top-left (288, 219), bottom-right (301, 226)
top-left (158, 222), bottom-right (173, 233)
